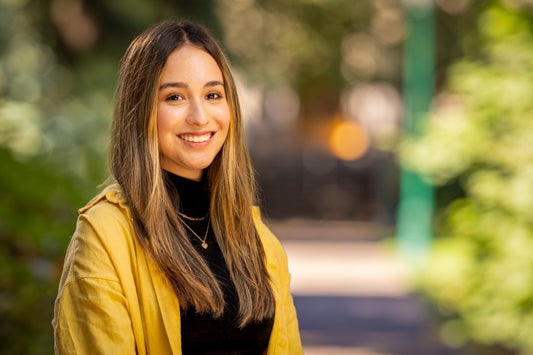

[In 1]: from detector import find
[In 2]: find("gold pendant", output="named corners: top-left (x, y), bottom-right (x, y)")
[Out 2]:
top-left (202, 242), bottom-right (208, 249)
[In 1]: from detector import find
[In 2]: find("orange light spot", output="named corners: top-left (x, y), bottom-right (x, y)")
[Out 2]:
top-left (329, 121), bottom-right (369, 161)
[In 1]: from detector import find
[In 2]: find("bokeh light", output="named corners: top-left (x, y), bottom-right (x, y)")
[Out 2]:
top-left (329, 120), bottom-right (369, 161)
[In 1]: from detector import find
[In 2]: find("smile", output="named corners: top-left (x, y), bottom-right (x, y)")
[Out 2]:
top-left (179, 132), bottom-right (213, 143)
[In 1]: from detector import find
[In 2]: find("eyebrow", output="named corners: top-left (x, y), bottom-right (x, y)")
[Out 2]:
top-left (159, 80), bottom-right (224, 91)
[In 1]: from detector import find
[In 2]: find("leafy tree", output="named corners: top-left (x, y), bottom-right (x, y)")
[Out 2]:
top-left (401, 1), bottom-right (533, 353)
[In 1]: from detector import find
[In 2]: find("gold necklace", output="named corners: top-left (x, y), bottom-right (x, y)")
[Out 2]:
top-left (177, 210), bottom-right (209, 221)
top-left (178, 215), bottom-right (210, 249)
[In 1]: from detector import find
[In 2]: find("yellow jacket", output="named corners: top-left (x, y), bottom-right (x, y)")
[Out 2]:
top-left (53, 184), bottom-right (303, 354)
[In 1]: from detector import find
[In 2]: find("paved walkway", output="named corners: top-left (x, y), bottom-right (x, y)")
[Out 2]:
top-left (267, 219), bottom-right (467, 355)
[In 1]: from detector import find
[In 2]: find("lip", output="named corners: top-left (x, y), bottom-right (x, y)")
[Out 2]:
top-left (178, 131), bottom-right (215, 145)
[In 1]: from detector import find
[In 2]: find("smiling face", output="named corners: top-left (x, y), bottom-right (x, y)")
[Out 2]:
top-left (157, 45), bottom-right (231, 181)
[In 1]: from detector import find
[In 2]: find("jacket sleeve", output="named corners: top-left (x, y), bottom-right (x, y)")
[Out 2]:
top-left (53, 211), bottom-right (137, 354)
top-left (278, 246), bottom-right (304, 355)
top-left (253, 207), bottom-right (304, 354)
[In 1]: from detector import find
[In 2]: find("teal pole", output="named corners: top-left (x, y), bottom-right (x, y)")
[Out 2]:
top-left (397, 1), bottom-right (435, 269)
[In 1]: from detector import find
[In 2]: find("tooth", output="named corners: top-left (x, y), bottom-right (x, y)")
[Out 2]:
top-left (181, 134), bottom-right (211, 143)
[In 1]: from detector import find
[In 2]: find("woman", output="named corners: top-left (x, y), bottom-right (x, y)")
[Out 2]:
top-left (53, 20), bottom-right (303, 354)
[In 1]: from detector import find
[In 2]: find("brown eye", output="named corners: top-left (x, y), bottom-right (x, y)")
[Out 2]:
top-left (206, 92), bottom-right (222, 100)
top-left (166, 94), bottom-right (183, 101)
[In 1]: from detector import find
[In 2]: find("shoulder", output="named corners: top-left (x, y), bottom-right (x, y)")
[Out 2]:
top-left (60, 184), bottom-right (138, 282)
top-left (74, 183), bottom-right (136, 242)
top-left (79, 183), bottom-right (131, 221)
top-left (69, 183), bottom-right (136, 266)
top-left (74, 183), bottom-right (137, 252)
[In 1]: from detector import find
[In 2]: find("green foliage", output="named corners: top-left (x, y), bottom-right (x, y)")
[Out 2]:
top-left (0, 148), bottom-right (93, 354)
top-left (401, 2), bottom-right (533, 353)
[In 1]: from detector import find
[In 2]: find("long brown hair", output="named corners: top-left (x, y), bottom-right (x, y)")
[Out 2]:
top-left (110, 20), bottom-right (274, 326)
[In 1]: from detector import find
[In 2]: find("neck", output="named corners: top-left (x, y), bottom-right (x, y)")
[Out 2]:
top-left (164, 170), bottom-right (209, 218)
top-left (165, 167), bottom-right (203, 182)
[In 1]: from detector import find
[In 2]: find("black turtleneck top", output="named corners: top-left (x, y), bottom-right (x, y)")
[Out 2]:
top-left (165, 171), bottom-right (274, 355)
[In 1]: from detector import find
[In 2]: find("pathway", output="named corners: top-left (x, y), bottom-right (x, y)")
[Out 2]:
top-left (267, 219), bottom-right (467, 355)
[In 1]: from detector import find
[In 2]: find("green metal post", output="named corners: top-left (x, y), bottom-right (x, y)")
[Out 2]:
top-left (397, 1), bottom-right (435, 269)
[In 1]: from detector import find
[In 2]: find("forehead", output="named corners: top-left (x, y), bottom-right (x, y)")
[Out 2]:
top-left (160, 45), bottom-right (223, 83)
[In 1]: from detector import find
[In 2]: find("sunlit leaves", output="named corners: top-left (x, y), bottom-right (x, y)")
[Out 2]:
top-left (404, 2), bottom-right (533, 353)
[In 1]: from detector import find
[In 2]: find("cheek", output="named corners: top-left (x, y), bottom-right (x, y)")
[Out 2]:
top-left (156, 106), bottom-right (176, 138)
top-left (218, 106), bottom-right (231, 133)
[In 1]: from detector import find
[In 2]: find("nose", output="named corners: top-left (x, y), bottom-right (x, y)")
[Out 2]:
top-left (186, 98), bottom-right (209, 126)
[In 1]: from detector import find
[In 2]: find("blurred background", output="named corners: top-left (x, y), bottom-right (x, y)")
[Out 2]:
top-left (2, 0), bottom-right (533, 354)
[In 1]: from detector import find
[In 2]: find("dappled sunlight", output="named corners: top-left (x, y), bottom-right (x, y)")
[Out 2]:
top-left (267, 219), bottom-right (411, 298)
top-left (267, 219), bottom-right (464, 354)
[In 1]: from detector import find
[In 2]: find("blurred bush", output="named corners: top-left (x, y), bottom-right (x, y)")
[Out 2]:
top-left (0, 1), bottom-right (110, 352)
top-left (401, 2), bottom-right (533, 353)
top-left (0, 148), bottom-right (93, 353)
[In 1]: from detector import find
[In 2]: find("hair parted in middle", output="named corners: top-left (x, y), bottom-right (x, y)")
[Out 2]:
top-left (110, 19), bottom-right (275, 326)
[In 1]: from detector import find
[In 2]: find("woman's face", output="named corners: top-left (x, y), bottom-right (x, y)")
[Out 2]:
top-left (157, 45), bottom-right (230, 181)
